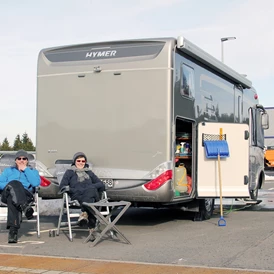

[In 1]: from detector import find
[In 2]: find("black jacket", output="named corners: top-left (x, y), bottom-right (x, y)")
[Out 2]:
top-left (59, 169), bottom-right (105, 203)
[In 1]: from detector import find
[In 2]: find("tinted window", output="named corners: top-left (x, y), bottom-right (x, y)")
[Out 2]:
top-left (180, 64), bottom-right (195, 98)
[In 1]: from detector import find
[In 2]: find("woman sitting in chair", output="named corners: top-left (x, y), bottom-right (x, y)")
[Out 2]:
top-left (0, 150), bottom-right (41, 244)
top-left (59, 152), bottom-right (105, 229)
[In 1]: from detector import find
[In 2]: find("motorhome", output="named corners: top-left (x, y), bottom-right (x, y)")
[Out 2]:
top-left (36, 36), bottom-right (269, 220)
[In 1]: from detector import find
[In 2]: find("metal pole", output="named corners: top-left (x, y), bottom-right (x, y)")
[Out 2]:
top-left (220, 37), bottom-right (236, 63)
top-left (221, 41), bottom-right (224, 63)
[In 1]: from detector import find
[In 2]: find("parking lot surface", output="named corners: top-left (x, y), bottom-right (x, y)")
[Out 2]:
top-left (0, 179), bottom-right (274, 273)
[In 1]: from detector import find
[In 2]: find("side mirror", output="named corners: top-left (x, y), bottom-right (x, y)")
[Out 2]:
top-left (262, 112), bottom-right (269, 129)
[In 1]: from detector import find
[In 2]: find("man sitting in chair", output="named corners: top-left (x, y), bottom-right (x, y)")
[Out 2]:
top-left (59, 152), bottom-right (105, 229)
top-left (0, 150), bottom-right (41, 243)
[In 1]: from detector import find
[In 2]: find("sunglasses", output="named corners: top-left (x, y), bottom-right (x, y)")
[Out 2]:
top-left (17, 157), bottom-right (28, 161)
top-left (76, 159), bottom-right (86, 163)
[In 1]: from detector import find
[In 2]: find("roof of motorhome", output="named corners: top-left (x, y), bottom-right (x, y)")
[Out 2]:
top-left (39, 36), bottom-right (252, 89)
top-left (39, 37), bottom-right (176, 53)
top-left (177, 36), bottom-right (252, 89)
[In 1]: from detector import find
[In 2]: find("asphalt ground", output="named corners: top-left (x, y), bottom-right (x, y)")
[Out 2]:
top-left (0, 178), bottom-right (274, 273)
top-left (1, 207), bottom-right (274, 274)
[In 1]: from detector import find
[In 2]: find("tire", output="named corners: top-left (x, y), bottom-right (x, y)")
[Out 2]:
top-left (250, 176), bottom-right (261, 200)
top-left (250, 187), bottom-right (259, 200)
top-left (193, 198), bottom-right (215, 221)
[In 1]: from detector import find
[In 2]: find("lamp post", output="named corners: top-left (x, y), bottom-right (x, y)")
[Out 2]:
top-left (221, 37), bottom-right (236, 63)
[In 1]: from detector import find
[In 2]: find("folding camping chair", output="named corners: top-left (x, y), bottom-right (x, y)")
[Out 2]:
top-left (55, 159), bottom-right (111, 242)
top-left (56, 186), bottom-right (110, 242)
top-left (0, 188), bottom-right (40, 237)
top-left (0, 154), bottom-right (40, 238)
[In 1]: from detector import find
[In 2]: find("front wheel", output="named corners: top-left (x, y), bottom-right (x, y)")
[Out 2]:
top-left (250, 187), bottom-right (259, 200)
top-left (250, 175), bottom-right (262, 200)
top-left (193, 198), bottom-right (215, 221)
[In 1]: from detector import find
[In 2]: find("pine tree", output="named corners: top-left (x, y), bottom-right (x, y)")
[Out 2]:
top-left (1, 137), bottom-right (12, 151)
top-left (13, 134), bottom-right (22, 150)
top-left (21, 132), bottom-right (35, 151)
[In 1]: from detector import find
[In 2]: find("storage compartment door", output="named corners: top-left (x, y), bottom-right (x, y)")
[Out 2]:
top-left (197, 122), bottom-right (249, 198)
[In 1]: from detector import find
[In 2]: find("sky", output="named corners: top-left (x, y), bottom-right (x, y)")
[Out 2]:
top-left (0, 0), bottom-right (274, 145)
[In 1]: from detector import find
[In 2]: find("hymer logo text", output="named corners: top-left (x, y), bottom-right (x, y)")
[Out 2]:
top-left (86, 50), bottom-right (117, 58)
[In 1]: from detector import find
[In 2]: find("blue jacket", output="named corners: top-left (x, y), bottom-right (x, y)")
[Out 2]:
top-left (0, 166), bottom-right (41, 190)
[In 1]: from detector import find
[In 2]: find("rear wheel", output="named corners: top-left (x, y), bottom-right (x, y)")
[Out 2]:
top-left (193, 198), bottom-right (215, 221)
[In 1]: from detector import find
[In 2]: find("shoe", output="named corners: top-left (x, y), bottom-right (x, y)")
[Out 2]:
top-left (78, 212), bottom-right (88, 227)
top-left (24, 206), bottom-right (34, 220)
top-left (8, 229), bottom-right (18, 244)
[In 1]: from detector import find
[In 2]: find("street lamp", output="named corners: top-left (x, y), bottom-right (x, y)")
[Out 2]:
top-left (221, 37), bottom-right (236, 63)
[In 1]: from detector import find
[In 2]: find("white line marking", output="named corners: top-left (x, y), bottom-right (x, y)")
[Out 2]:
top-left (19, 241), bottom-right (44, 244)
top-left (0, 245), bottom-right (23, 248)
top-left (27, 229), bottom-right (50, 235)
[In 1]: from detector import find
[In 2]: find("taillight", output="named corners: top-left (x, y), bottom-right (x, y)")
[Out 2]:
top-left (40, 176), bottom-right (51, 187)
top-left (144, 170), bottom-right (172, 190)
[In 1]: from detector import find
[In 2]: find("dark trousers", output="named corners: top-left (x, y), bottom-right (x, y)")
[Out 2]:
top-left (1, 180), bottom-right (33, 230)
top-left (71, 187), bottom-right (101, 228)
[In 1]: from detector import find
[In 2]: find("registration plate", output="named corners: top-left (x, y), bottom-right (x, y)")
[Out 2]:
top-left (101, 178), bottom-right (114, 188)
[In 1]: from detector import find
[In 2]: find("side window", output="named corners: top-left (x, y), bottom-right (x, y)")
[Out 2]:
top-left (250, 108), bottom-right (264, 148)
top-left (180, 64), bottom-right (195, 98)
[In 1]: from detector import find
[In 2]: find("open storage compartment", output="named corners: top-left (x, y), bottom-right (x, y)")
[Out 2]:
top-left (174, 118), bottom-right (193, 197)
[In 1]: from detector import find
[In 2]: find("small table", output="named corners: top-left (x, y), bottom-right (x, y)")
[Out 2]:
top-left (82, 200), bottom-right (131, 247)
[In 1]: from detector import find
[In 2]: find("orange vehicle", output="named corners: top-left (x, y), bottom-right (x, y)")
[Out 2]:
top-left (265, 146), bottom-right (274, 169)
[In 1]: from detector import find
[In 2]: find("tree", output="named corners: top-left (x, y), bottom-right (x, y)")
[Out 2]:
top-left (21, 132), bottom-right (35, 151)
top-left (1, 137), bottom-right (12, 151)
top-left (13, 134), bottom-right (22, 150)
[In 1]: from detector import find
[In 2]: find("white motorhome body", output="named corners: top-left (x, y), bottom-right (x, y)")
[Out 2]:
top-left (37, 37), bottom-right (268, 219)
